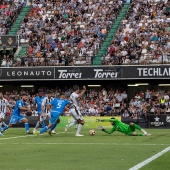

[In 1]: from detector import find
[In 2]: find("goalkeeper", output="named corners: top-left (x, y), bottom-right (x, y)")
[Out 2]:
top-left (97, 118), bottom-right (151, 136)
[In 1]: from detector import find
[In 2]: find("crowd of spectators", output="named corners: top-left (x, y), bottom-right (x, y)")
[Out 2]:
top-left (102, 0), bottom-right (170, 65)
top-left (15, 0), bottom-right (123, 67)
top-left (3, 86), bottom-right (170, 119)
top-left (0, 0), bottom-right (24, 67)
top-left (1, 0), bottom-right (170, 67)
top-left (0, 0), bottom-right (23, 35)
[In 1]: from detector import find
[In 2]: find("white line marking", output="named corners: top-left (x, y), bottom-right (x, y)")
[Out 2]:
top-left (0, 132), bottom-right (68, 141)
top-left (0, 142), bottom-right (169, 146)
top-left (129, 146), bottom-right (170, 170)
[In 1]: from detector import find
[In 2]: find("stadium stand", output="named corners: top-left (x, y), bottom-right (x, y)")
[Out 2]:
top-left (0, 0), bottom-right (23, 35)
top-left (15, 0), bottom-right (124, 67)
top-left (93, 2), bottom-right (130, 65)
top-left (0, 0), bottom-right (26, 67)
top-left (101, 0), bottom-right (170, 65)
top-left (1, 0), bottom-right (170, 67)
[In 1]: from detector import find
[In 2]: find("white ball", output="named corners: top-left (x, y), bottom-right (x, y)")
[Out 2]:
top-left (89, 129), bottom-right (96, 136)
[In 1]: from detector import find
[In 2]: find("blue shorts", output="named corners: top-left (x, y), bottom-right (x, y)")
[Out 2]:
top-left (9, 115), bottom-right (25, 124)
top-left (49, 111), bottom-right (60, 125)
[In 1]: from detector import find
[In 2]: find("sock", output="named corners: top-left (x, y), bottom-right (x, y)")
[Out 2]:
top-left (76, 124), bottom-right (83, 135)
top-left (25, 123), bottom-right (29, 132)
top-left (0, 122), bottom-right (2, 133)
top-left (35, 121), bottom-right (40, 129)
top-left (68, 120), bottom-right (77, 128)
top-left (3, 125), bottom-right (9, 131)
top-left (133, 123), bottom-right (142, 130)
top-left (41, 121), bottom-right (45, 128)
top-left (50, 123), bottom-right (57, 131)
top-left (141, 129), bottom-right (147, 134)
top-left (40, 126), bottom-right (48, 134)
top-left (2, 122), bottom-right (6, 126)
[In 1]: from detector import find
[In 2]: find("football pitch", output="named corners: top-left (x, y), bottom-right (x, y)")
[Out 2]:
top-left (0, 128), bottom-right (170, 170)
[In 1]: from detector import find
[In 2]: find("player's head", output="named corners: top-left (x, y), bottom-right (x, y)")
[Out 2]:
top-left (0, 90), bottom-right (3, 99)
top-left (38, 89), bottom-right (43, 97)
top-left (73, 85), bottom-right (79, 93)
top-left (110, 117), bottom-right (115, 126)
top-left (47, 91), bottom-right (52, 98)
top-left (51, 92), bottom-right (56, 98)
top-left (59, 92), bottom-right (65, 99)
top-left (21, 93), bottom-right (28, 102)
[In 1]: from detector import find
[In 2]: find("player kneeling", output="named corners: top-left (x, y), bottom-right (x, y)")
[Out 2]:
top-left (97, 118), bottom-right (151, 136)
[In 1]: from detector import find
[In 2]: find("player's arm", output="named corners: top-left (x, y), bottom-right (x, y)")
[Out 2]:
top-left (18, 101), bottom-right (31, 111)
top-left (96, 119), bottom-right (118, 123)
top-left (78, 85), bottom-right (86, 98)
top-left (98, 125), bottom-right (116, 134)
top-left (19, 106), bottom-right (31, 111)
top-left (6, 100), bottom-right (12, 112)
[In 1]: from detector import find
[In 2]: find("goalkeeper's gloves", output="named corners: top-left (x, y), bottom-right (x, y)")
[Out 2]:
top-left (96, 119), bottom-right (104, 122)
top-left (98, 126), bottom-right (105, 131)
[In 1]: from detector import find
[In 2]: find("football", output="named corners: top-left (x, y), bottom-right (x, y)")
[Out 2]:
top-left (89, 129), bottom-right (96, 136)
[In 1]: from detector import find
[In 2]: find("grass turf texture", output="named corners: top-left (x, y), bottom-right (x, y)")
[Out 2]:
top-left (0, 128), bottom-right (170, 170)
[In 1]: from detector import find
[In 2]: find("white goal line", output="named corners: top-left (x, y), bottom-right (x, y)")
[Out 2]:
top-left (129, 146), bottom-right (170, 170)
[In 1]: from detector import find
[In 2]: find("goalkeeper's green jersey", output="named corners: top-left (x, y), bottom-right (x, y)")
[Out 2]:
top-left (103, 119), bottom-right (134, 135)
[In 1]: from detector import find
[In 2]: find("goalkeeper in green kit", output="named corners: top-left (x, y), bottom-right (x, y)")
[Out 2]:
top-left (97, 118), bottom-right (151, 136)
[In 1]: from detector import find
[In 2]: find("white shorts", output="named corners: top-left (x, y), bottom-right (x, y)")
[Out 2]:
top-left (70, 108), bottom-right (83, 121)
top-left (46, 112), bottom-right (51, 118)
top-left (40, 112), bottom-right (51, 121)
top-left (0, 113), bottom-right (5, 119)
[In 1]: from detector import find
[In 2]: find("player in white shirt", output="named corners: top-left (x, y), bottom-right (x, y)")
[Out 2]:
top-left (41, 91), bottom-right (57, 134)
top-left (0, 91), bottom-right (11, 136)
top-left (65, 85), bottom-right (86, 136)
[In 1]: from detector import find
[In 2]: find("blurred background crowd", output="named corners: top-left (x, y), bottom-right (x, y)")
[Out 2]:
top-left (3, 86), bottom-right (170, 118)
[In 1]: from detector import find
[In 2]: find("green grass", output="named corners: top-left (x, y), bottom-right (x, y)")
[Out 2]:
top-left (0, 128), bottom-right (170, 170)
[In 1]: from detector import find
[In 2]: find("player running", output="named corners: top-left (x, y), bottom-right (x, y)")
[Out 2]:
top-left (0, 91), bottom-right (11, 136)
top-left (97, 118), bottom-right (151, 136)
top-left (3, 93), bottom-right (32, 134)
top-left (41, 91), bottom-right (56, 134)
top-left (33, 89), bottom-right (45, 134)
top-left (65, 85), bottom-right (86, 136)
top-left (35, 93), bottom-right (70, 135)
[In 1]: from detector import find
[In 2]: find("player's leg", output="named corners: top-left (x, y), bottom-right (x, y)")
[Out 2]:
top-left (33, 114), bottom-right (41, 133)
top-left (47, 112), bottom-right (56, 134)
top-left (65, 119), bottom-right (77, 132)
top-left (129, 122), bottom-right (151, 136)
top-left (37, 116), bottom-right (58, 135)
top-left (2, 121), bottom-right (7, 127)
top-left (0, 116), bottom-right (3, 136)
top-left (65, 108), bottom-right (78, 132)
top-left (49, 118), bottom-right (60, 134)
top-left (39, 115), bottom-right (45, 128)
top-left (21, 117), bottom-right (33, 134)
top-left (129, 132), bottom-right (144, 136)
top-left (3, 115), bottom-right (15, 131)
top-left (75, 119), bottom-right (84, 136)
top-left (38, 123), bottom-right (52, 135)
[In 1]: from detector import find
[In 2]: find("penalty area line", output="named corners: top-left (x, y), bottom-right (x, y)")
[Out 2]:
top-left (0, 132), bottom-right (69, 141)
top-left (129, 146), bottom-right (170, 170)
top-left (0, 142), bottom-right (169, 146)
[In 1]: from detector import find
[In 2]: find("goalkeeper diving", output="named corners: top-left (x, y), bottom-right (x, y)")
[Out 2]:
top-left (97, 118), bottom-right (151, 136)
